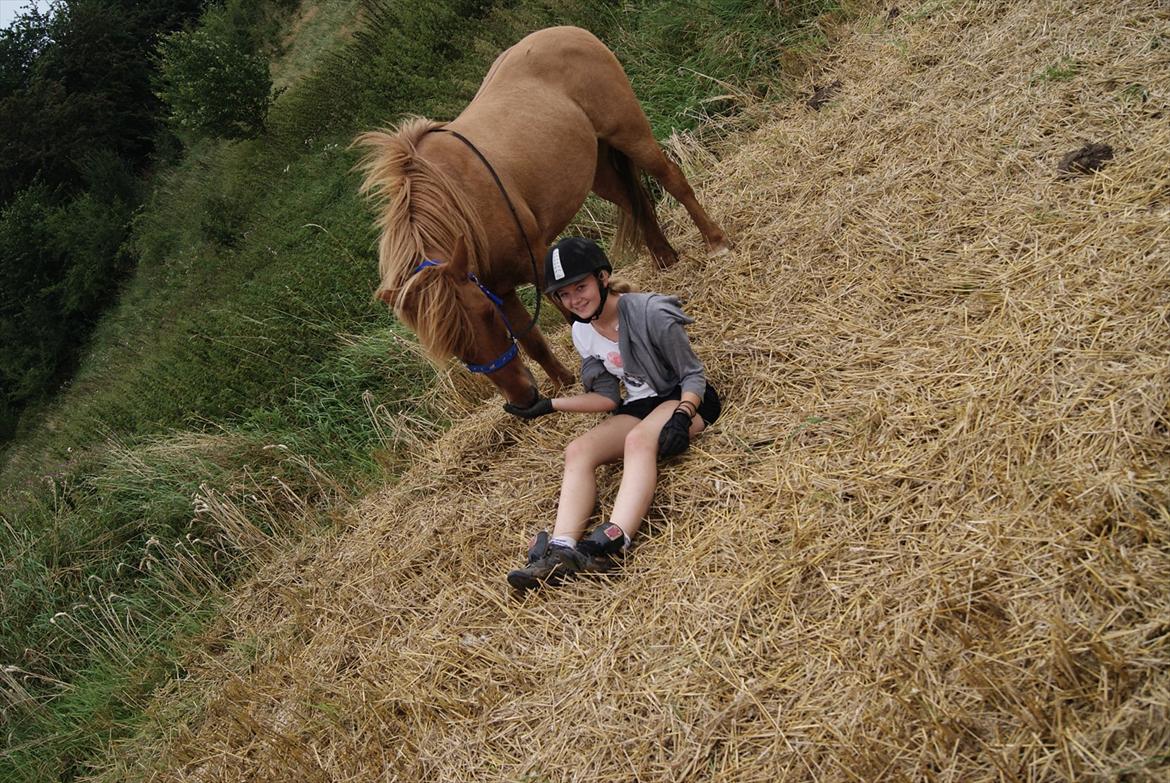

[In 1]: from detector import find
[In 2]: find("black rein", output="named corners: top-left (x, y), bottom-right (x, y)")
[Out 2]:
top-left (430, 127), bottom-right (542, 340)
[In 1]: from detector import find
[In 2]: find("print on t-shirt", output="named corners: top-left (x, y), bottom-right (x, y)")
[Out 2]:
top-left (573, 322), bottom-right (656, 403)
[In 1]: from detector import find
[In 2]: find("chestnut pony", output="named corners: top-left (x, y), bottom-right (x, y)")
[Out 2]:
top-left (355, 26), bottom-right (729, 408)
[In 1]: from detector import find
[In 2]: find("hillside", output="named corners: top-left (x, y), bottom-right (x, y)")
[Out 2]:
top-left (100, 0), bottom-right (1169, 780)
top-left (0, 2), bottom-right (846, 778)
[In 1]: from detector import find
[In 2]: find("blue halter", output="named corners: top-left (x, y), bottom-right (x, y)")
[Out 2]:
top-left (413, 259), bottom-right (519, 374)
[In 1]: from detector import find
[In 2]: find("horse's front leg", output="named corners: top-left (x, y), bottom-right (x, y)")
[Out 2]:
top-left (501, 291), bottom-right (576, 391)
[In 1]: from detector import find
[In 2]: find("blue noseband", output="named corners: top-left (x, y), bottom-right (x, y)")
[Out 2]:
top-left (413, 259), bottom-right (519, 375)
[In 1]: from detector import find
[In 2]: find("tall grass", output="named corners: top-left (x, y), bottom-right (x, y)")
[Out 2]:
top-left (0, 0), bottom-right (847, 779)
top-left (1, 428), bottom-right (345, 779)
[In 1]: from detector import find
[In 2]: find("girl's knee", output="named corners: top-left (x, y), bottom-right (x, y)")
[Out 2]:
top-left (623, 425), bottom-right (658, 457)
top-left (564, 437), bottom-right (596, 468)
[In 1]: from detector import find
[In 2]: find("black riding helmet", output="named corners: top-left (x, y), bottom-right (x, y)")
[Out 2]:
top-left (543, 237), bottom-right (613, 322)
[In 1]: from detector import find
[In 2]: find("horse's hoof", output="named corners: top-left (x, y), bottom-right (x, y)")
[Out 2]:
top-left (708, 240), bottom-right (733, 258)
top-left (653, 250), bottom-right (680, 270)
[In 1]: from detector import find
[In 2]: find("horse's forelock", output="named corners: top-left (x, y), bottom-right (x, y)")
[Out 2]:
top-left (395, 268), bottom-right (477, 362)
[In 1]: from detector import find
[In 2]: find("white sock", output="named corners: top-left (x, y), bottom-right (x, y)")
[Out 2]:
top-left (550, 535), bottom-right (577, 550)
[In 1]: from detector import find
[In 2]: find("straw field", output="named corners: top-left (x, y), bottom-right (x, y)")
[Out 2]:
top-left (115, 0), bottom-right (1169, 780)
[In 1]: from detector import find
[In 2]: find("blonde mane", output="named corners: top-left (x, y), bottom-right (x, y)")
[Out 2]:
top-left (354, 117), bottom-right (490, 360)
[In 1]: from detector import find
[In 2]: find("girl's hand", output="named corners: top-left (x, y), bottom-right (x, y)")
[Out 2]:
top-left (657, 409), bottom-right (692, 458)
top-left (504, 396), bottom-right (555, 420)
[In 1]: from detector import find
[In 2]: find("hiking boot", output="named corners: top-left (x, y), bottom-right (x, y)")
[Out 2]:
top-left (577, 522), bottom-right (626, 558)
top-left (506, 532), bottom-right (587, 590)
top-left (575, 522), bottom-right (627, 575)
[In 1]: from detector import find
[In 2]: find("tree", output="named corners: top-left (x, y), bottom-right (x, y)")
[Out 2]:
top-left (0, 0), bottom-right (205, 203)
top-left (0, 0), bottom-right (203, 436)
top-left (155, 23), bottom-right (274, 141)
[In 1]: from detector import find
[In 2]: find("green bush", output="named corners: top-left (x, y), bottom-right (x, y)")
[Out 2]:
top-left (0, 178), bottom-right (133, 431)
top-left (155, 25), bottom-right (275, 141)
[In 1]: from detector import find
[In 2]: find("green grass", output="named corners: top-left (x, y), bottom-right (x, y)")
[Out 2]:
top-left (0, 0), bottom-right (851, 778)
top-left (269, 0), bottom-right (362, 91)
top-left (1120, 82), bottom-right (1149, 103)
top-left (609, 0), bottom-right (841, 132)
top-left (1032, 56), bottom-right (1081, 84)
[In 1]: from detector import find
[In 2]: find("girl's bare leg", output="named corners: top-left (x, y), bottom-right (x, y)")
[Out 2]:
top-left (608, 401), bottom-right (707, 540)
top-left (552, 414), bottom-right (639, 540)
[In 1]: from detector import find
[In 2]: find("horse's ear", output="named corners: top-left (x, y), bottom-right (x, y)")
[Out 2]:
top-left (443, 235), bottom-right (470, 279)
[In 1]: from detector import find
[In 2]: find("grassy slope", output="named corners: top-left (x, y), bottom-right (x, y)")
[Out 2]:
top-left (0, 0), bottom-right (844, 780)
top-left (92, 0), bottom-right (1170, 780)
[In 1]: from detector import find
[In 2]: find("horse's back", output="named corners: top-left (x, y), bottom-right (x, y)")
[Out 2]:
top-left (435, 27), bottom-right (658, 267)
top-left (469, 26), bottom-right (638, 134)
top-left (477, 26), bottom-right (621, 96)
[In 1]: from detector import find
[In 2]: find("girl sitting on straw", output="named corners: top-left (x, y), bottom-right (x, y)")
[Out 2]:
top-left (504, 237), bottom-right (721, 589)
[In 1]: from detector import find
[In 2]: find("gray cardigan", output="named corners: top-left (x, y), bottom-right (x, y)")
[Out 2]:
top-left (580, 293), bottom-right (707, 405)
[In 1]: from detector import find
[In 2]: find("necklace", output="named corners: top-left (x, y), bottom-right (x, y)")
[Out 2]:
top-left (591, 294), bottom-right (620, 341)
top-left (592, 320), bottom-right (618, 342)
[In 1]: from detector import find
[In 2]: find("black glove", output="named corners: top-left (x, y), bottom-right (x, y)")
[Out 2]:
top-left (657, 409), bottom-right (692, 458)
top-left (504, 396), bottom-right (555, 420)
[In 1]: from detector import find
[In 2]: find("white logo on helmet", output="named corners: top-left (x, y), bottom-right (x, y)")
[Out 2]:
top-left (551, 248), bottom-right (565, 280)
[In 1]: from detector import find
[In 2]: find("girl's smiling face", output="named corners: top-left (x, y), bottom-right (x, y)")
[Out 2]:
top-left (553, 273), bottom-right (605, 318)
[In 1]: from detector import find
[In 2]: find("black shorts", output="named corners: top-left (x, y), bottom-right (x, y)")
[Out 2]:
top-left (614, 383), bottom-right (722, 425)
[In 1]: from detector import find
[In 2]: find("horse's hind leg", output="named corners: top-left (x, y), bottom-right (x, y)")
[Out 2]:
top-left (592, 141), bottom-right (679, 268)
top-left (605, 125), bottom-right (730, 259)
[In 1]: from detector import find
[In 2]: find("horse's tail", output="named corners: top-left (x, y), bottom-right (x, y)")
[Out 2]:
top-left (609, 146), bottom-right (652, 262)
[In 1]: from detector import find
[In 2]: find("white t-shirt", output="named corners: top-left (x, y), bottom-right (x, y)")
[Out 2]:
top-left (572, 321), bottom-right (657, 402)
